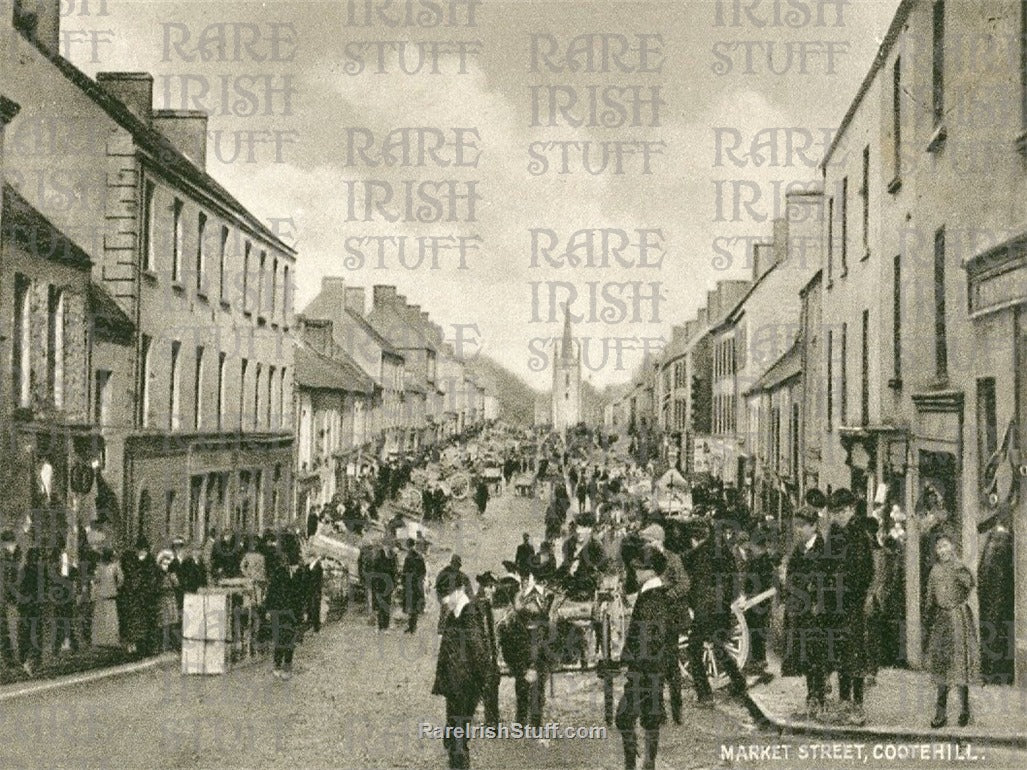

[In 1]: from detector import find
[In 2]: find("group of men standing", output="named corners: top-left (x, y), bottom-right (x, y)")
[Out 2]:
top-left (781, 488), bottom-right (875, 725)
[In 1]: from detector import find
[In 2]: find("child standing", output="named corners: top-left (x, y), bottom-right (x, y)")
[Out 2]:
top-left (925, 534), bottom-right (980, 727)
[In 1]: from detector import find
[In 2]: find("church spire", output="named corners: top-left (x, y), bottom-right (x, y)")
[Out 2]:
top-left (561, 303), bottom-right (575, 361)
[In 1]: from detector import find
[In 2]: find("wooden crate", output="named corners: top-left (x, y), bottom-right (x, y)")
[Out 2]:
top-left (182, 591), bottom-right (232, 642)
top-left (181, 638), bottom-right (230, 675)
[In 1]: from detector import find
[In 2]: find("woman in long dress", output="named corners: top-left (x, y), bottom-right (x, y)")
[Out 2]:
top-left (91, 549), bottom-right (123, 648)
top-left (925, 534), bottom-right (980, 728)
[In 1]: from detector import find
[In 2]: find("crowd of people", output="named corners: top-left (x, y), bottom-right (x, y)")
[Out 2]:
top-left (0, 520), bottom-right (325, 680)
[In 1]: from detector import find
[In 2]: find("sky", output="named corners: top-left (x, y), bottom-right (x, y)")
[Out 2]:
top-left (67, 0), bottom-right (901, 391)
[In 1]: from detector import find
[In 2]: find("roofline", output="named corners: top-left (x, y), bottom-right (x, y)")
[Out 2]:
top-left (709, 262), bottom-right (780, 335)
top-left (20, 33), bottom-right (296, 256)
top-left (799, 269), bottom-right (824, 298)
top-left (822, 0), bottom-right (915, 170)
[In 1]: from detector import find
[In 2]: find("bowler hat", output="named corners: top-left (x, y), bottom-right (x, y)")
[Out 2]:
top-left (476, 571), bottom-right (497, 587)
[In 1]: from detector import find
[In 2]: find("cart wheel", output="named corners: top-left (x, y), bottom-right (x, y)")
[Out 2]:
top-left (677, 607), bottom-right (750, 690)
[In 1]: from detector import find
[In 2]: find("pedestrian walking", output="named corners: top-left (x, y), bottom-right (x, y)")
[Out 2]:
top-left (401, 539), bottom-right (426, 633)
top-left (369, 542), bottom-right (398, 632)
top-left (90, 548), bottom-right (123, 648)
top-left (473, 479), bottom-right (489, 518)
top-left (432, 577), bottom-right (493, 769)
top-left (781, 509), bottom-right (829, 721)
top-left (474, 571), bottom-right (502, 726)
top-left (925, 534), bottom-right (980, 728)
top-left (616, 545), bottom-right (675, 770)
top-left (684, 519), bottom-right (747, 706)
top-left (823, 490), bottom-right (874, 726)
top-left (265, 535), bottom-right (305, 680)
top-left (639, 523), bottom-right (689, 725)
top-left (499, 560), bottom-right (555, 729)
top-left (514, 533), bottom-right (535, 577)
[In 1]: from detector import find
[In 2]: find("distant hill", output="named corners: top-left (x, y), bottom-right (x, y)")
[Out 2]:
top-left (465, 355), bottom-right (538, 426)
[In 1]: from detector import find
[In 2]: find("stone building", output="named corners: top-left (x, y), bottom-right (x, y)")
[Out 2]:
top-left (3, 1), bottom-right (297, 547)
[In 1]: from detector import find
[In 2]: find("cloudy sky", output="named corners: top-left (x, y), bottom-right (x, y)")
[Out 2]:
top-left (69, 0), bottom-right (900, 390)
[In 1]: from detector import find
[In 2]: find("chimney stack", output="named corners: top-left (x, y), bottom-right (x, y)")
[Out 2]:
top-left (14, 0), bottom-right (61, 55)
top-left (345, 287), bottom-right (366, 316)
top-left (372, 285), bottom-right (398, 310)
top-left (152, 109), bottom-right (209, 170)
top-left (753, 242), bottom-right (775, 282)
top-left (96, 72), bottom-right (154, 125)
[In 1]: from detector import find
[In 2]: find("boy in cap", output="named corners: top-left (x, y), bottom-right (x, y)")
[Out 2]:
top-left (639, 523), bottom-right (689, 724)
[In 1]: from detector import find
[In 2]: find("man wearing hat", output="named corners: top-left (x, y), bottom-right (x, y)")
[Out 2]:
top-left (616, 545), bottom-right (675, 770)
top-left (780, 507), bottom-right (829, 721)
top-left (639, 523), bottom-right (690, 724)
top-left (475, 571), bottom-right (502, 725)
top-left (823, 488), bottom-right (874, 725)
top-left (432, 575), bottom-right (493, 769)
top-left (684, 519), bottom-right (747, 706)
top-left (401, 538), bottom-right (426, 634)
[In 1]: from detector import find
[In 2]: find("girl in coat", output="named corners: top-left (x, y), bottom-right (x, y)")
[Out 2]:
top-left (925, 534), bottom-right (980, 727)
top-left (90, 548), bottom-right (123, 648)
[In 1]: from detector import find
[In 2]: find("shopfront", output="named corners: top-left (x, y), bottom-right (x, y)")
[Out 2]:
top-left (966, 239), bottom-right (1026, 687)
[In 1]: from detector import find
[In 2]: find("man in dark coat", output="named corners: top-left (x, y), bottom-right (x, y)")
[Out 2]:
top-left (265, 541), bottom-right (305, 679)
top-left (977, 518), bottom-right (1013, 684)
top-left (781, 508), bottom-right (829, 721)
top-left (474, 572), bottom-right (502, 726)
top-left (684, 520), bottom-right (747, 705)
top-left (616, 545), bottom-right (675, 770)
top-left (368, 543), bottom-right (398, 632)
top-left (401, 539), bottom-right (426, 633)
top-left (120, 538), bottom-right (161, 656)
top-left (514, 533), bottom-right (535, 577)
top-left (823, 489), bottom-right (874, 725)
top-left (473, 479), bottom-right (489, 517)
top-left (432, 579), bottom-right (493, 769)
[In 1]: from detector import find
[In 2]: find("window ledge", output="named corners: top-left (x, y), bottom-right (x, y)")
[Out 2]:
top-left (141, 269), bottom-right (158, 284)
top-left (196, 291), bottom-right (208, 303)
top-left (887, 378), bottom-right (904, 391)
top-left (927, 123), bottom-right (947, 154)
top-left (243, 310), bottom-right (253, 318)
top-left (1016, 130), bottom-right (1027, 156)
top-left (171, 282), bottom-right (184, 294)
top-left (861, 250), bottom-right (870, 262)
top-left (219, 299), bottom-right (231, 312)
top-left (887, 175), bottom-right (902, 194)
top-left (257, 315), bottom-right (267, 327)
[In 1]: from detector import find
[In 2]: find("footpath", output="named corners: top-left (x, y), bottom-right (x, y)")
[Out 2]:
top-left (745, 656), bottom-right (1027, 748)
